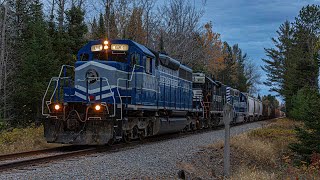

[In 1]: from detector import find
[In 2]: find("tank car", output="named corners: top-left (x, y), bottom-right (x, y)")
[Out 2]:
top-left (246, 94), bottom-right (262, 121)
top-left (42, 39), bottom-right (200, 145)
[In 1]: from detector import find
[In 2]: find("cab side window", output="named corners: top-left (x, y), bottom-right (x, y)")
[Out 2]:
top-left (80, 53), bottom-right (89, 61)
top-left (146, 57), bottom-right (152, 74)
top-left (131, 53), bottom-right (140, 67)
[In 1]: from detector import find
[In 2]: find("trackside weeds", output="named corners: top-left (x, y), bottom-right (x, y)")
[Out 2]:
top-left (0, 125), bottom-right (61, 155)
top-left (1, 119), bottom-right (318, 179)
top-left (178, 118), bottom-right (320, 179)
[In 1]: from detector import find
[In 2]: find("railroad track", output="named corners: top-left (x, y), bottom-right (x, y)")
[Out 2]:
top-left (0, 140), bottom-right (150, 172)
top-left (0, 146), bottom-right (100, 172)
top-left (0, 119), bottom-right (276, 172)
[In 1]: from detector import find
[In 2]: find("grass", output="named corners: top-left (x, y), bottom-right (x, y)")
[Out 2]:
top-left (0, 125), bottom-right (61, 155)
top-left (177, 118), bottom-right (318, 179)
top-left (231, 166), bottom-right (276, 180)
top-left (230, 118), bottom-right (314, 179)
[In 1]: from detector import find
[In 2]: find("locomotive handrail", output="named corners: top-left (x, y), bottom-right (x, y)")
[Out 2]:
top-left (100, 77), bottom-right (116, 117)
top-left (42, 65), bottom-right (74, 117)
top-left (116, 64), bottom-right (143, 121)
top-left (42, 76), bottom-right (72, 117)
top-left (42, 77), bottom-right (56, 117)
top-left (58, 65), bottom-right (75, 78)
top-left (50, 65), bottom-right (75, 103)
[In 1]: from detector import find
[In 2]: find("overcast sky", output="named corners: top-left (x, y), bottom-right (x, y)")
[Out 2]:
top-left (200, 0), bottom-right (319, 100)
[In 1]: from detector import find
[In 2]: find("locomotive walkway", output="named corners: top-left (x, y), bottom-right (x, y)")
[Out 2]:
top-left (0, 120), bottom-right (270, 179)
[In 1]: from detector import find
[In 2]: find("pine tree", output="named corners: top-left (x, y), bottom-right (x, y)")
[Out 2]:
top-left (109, 11), bottom-right (118, 39)
top-left (262, 4), bottom-right (320, 162)
top-left (65, 5), bottom-right (88, 60)
top-left (290, 87), bottom-right (320, 162)
top-left (97, 13), bottom-right (106, 39)
top-left (126, 7), bottom-right (146, 44)
top-left (14, 0), bottom-right (56, 125)
top-left (288, 5), bottom-right (320, 162)
top-left (263, 5), bottom-right (319, 115)
top-left (262, 21), bottom-right (295, 113)
top-left (262, 21), bottom-right (293, 95)
top-left (90, 13), bottom-right (106, 40)
top-left (219, 42), bottom-right (236, 86)
top-left (232, 44), bottom-right (248, 92)
top-left (91, 17), bottom-right (98, 39)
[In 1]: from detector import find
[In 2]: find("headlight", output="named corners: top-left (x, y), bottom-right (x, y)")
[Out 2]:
top-left (91, 44), bottom-right (103, 52)
top-left (95, 105), bottom-right (101, 111)
top-left (54, 104), bottom-right (61, 110)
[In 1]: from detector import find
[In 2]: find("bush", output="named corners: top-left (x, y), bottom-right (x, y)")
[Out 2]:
top-left (290, 87), bottom-right (320, 121)
top-left (290, 87), bottom-right (320, 162)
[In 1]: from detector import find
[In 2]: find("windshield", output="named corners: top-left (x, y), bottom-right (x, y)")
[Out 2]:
top-left (92, 51), bottom-right (128, 63)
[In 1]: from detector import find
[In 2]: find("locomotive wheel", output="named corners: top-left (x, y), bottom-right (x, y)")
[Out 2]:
top-left (123, 132), bottom-right (131, 143)
top-left (147, 122), bottom-right (153, 136)
top-left (132, 126), bottom-right (139, 139)
top-left (211, 117), bottom-right (220, 128)
top-left (107, 137), bottom-right (115, 146)
top-left (190, 123), bottom-right (196, 132)
top-left (107, 130), bottom-right (117, 146)
top-left (138, 131), bottom-right (145, 141)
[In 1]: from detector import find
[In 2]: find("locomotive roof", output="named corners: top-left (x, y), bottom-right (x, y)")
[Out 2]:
top-left (78, 39), bottom-right (191, 72)
top-left (205, 76), bottom-right (218, 86)
top-left (158, 54), bottom-right (192, 72)
top-left (79, 39), bottom-right (156, 58)
top-left (131, 41), bottom-right (155, 57)
top-left (110, 39), bottom-right (155, 57)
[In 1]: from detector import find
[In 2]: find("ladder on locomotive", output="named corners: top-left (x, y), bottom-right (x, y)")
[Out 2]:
top-left (202, 92), bottom-right (212, 119)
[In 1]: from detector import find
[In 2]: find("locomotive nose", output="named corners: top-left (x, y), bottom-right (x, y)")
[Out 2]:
top-left (66, 110), bottom-right (81, 131)
top-left (86, 69), bottom-right (99, 84)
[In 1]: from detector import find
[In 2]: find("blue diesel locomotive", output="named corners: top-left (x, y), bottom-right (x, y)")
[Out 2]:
top-left (42, 39), bottom-right (263, 145)
top-left (42, 39), bottom-right (197, 144)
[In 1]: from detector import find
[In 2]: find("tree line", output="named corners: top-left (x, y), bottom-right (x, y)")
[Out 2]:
top-left (0, 0), bottom-right (260, 128)
top-left (262, 4), bottom-right (320, 162)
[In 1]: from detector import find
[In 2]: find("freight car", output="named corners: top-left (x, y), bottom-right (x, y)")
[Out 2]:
top-left (42, 39), bottom-right (277, 145)
top-left (262, 100), bottom-right (282, 119)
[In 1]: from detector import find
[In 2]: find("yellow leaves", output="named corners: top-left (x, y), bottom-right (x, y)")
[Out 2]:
top-left (200, 22), bottom-right (227, 76)
top-left (282, 155), bottom-right (291, 164)
top-left (127, 7), bottom-right (146, 44)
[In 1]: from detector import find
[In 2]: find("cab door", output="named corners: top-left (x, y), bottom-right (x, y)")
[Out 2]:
top-left (130, 50), bottom-right (142, 105)
top-left (142, 56), bottom-right (157, 105)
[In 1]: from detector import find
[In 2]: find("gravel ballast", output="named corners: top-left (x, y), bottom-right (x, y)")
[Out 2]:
top-left (0, 121), bottom-right (268, 179)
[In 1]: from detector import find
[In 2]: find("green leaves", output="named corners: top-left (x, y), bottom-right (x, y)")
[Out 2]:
top-left (263, 5), bottom-right (320, 162)
top-left (12, 0), bottom-right (55, 125)
top-left (262, 5), bottom-right (320, 115)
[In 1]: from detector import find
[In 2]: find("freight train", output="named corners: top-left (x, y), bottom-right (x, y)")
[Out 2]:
top-left (42, 39), bottom-right (279, 145)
